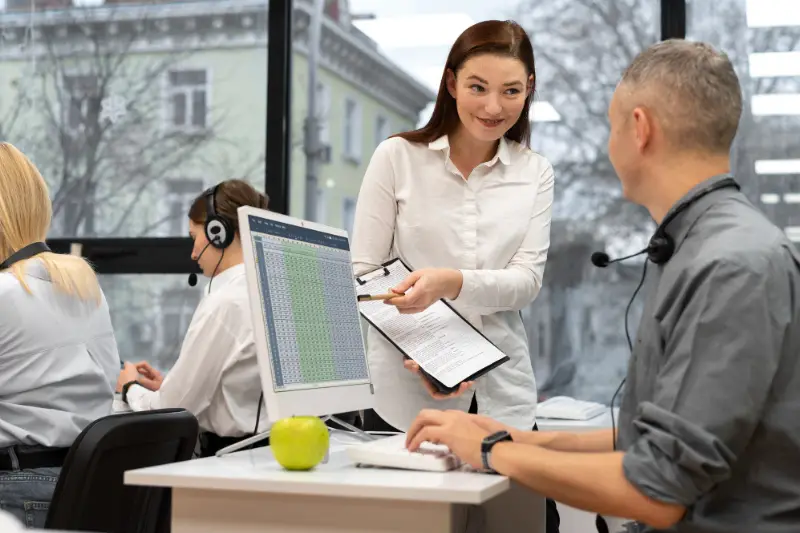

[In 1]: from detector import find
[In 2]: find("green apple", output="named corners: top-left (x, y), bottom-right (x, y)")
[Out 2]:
top-left (270, 416), bottom-right (330, 471)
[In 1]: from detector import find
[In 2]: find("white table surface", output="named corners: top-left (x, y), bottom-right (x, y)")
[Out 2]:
top-left (126, 433), bottom-right (544, 533)
top-left (536, 408), bottom-right (618, 432)
top-left (125, 434), bottom-right (510, 505)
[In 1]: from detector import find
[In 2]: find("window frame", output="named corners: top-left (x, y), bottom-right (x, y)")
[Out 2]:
top-left (46, 0), bottom-right (294, 273)
top-left (46, 0), bottom-right (684, 274)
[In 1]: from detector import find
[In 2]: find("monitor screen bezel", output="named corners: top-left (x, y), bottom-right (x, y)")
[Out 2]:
top-left (237, 205), bottom-right (375, 422)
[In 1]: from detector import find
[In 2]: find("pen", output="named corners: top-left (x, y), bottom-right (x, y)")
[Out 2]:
top-left (357, 293), bottom-right (402, 301)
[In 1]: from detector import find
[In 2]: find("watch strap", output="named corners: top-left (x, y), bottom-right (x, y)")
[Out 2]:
top-left (481, 430), bottom-right (512, 473)
top-left (121, 380), bottom-right (138, 404)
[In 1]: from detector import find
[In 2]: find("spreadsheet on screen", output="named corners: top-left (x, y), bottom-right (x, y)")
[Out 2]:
top-left (247, 215), bottom-right (370, 392)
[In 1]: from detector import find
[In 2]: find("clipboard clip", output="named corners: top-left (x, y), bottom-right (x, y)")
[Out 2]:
top-left (356, 266), bottom-right (390, 285)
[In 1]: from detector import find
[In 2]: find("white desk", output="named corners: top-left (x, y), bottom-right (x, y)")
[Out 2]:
top-left (125, 434), bottom-right (544, 533)
top-left (536, 408), bottom-right (618, 433)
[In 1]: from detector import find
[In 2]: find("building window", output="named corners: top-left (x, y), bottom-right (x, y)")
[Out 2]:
top-left (375, 115), bottom-right (390, 148)
top-left (165, 179), bottom-right (204, 235)
top-left (317, 81), bottom-right (332, 163)
top-left (160, 287), bottom-right (201, 353)
top-left (343, 97), bottom-right (362, 162)
top-left (167, 69), bottom-right (209, 130)
top-left (316, 188), bottom-right (327, 224)
top-left (342, 196), bottom-right (356, 236)
top-left (63, 74), bottom-right (99, 131)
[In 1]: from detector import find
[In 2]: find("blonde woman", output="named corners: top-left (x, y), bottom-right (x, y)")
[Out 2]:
top-left (0, 143), bottom-right (119, 529)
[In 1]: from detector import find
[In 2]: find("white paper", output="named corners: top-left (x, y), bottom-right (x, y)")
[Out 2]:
top-left (356, 261), bottom-right (507, 388)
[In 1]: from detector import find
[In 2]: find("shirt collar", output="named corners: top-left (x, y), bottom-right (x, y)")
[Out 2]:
top-left (658, 173), bottom-right (741, 250)
top-left (427, 135), bottom-right (512, 167)
top-left (205, 262), bottom-right (245, 295)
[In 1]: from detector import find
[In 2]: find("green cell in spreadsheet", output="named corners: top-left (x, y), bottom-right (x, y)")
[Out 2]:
top-left (282, 243), bottom-right (336, 382)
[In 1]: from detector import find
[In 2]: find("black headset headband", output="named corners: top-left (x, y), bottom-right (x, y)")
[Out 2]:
top-left (646, 176), bottom-right (740, 264)
top-left (0, 241), bottom-right (51, 270)
top-left (205, 184), bottom-right (219, 220)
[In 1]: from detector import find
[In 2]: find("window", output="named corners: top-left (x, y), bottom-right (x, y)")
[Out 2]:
top-left (160, 286), bottom-right (202, 364)
top-left (343, 97), bottom-right (362, 162)
top-left (168, 69), bottom-right (209, 131)
top-left (1, 4), bottom-right (265, 240)
top-left (99, 275), bottom-right (204, 372)
top-left (291, 0), bottom-right (660, 404)
top-left (63, 74), bottom-right (100, 131)
top-left (688, 0), bottom-right (800, 241)
top-left (342, 196), bottom-right (357, 236)
top-left (316, 188), bottom-right (328, 225)
top-left (1, 1), bottom-right (272, 373)
top-left (165, 179), bottom-right (204, 236)
top-left (317, 81), bottom-right (332, 161)
top-left (374, 115), bottom-right (390, 148)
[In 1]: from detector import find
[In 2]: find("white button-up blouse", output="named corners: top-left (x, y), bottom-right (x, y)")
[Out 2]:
top-left (350, 134), bottom-right (554, 431)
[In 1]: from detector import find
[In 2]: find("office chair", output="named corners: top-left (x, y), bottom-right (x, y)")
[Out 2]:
top-left (45, 408), bottom-right (199, 533)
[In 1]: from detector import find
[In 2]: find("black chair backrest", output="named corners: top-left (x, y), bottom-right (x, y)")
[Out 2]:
top-left (45, 408), bottom-right (199, 533)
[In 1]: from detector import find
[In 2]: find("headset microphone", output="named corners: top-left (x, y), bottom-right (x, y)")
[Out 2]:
top-left (187, 241), bottom-right (214, 287)
top-left (590, 248), bottom-right (650, 268)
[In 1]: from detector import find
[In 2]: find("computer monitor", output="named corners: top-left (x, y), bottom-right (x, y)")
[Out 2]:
top-left (238, 206), bottom-right (375, 421)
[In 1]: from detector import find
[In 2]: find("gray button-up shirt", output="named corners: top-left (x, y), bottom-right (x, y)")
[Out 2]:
top-left (0, 261), bottom-right (119, 449)
top-left (617, 175), bottom-right (800, 532)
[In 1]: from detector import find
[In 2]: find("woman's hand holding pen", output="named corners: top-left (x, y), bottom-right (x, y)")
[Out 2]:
top-left (386, 268), bottom-right (463, 314)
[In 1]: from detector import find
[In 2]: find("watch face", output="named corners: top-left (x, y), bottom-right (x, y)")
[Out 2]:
top-left (482, 430), bottom-right (512, 450)
top-left (490, 430), bottom-right (511, 443)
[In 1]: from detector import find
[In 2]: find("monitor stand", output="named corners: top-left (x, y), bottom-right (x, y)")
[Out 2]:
top-left (214, 415), bottom-right (378, 458)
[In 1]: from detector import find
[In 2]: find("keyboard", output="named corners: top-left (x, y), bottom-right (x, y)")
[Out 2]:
top-left (536, 396), bottom-right (607, 421)
top-left (345, 434), bottom-right (463, 472)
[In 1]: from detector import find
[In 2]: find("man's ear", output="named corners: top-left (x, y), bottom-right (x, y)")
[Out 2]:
top-left (446, 69), bottom-right (457, 99)
top-left (632, 106), bottom-right (653, 153)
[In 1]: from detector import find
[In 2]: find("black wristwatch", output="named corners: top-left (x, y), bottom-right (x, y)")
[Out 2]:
top-left (481, 430), bottom-right (513, 473)
top-left (121, 380), bottom-right (139, 404)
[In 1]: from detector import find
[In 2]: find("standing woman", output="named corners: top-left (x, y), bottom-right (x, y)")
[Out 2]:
top-left (0, 143), bottom-right (119, 528)
top-left (352, 18), bottom-right (553, 436)
top-left (351, 19), bottom-right (558, 531)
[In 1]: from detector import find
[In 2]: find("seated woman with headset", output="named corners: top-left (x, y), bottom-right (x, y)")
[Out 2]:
top-left (116, 179), bottom-right (269, 457)
top-left (0, 142), bottom-right (119, 528)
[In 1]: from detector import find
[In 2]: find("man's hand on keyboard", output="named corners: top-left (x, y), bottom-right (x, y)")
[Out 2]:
top-left (403, 360), bottom-right (474, 400)
top-left (405, 409), bottom-right (490, 470)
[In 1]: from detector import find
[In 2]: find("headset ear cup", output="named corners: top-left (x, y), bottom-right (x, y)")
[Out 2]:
top-left (647, 234), bottom-right (675, 264)
top-left (205, 217), bottom-right (233, 249)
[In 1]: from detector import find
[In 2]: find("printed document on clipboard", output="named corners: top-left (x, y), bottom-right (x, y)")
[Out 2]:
top-left (356, 258), bottom-right (510, 394)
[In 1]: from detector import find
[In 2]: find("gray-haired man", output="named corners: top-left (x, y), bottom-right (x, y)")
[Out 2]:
top-left (404, 39), bottom-right (800, 533)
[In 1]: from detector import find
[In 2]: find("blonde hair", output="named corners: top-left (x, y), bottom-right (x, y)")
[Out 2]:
top-left (0, 142), bottom-right (101, 303)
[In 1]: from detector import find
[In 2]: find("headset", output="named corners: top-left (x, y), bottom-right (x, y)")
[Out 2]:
top-left (590, 176), bottom-right (740, 533)
top-left (592, 177), bottom-right (741, 439)
top-left (592, 177), bottom-right (740, 269)
top-left (204, 184), bottom-right (235, 250)
top-left (0, 241), bottom-right (51, 271)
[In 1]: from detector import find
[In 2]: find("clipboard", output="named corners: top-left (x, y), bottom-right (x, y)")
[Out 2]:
top-left (355, 258), bottom-right (510, 395)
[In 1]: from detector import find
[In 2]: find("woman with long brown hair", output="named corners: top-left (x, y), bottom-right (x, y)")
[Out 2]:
top-left (352, 19), bottom-right (559, 530)
top-left (354, 17), bottom-right (551, 434)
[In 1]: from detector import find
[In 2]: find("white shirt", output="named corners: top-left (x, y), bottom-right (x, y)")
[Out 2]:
top-left (0, 261), bottom-right (119, 448)
top-left (127, 263), bottom-right (267, 437)
top-left (351, 135), bottom-right (554, 431)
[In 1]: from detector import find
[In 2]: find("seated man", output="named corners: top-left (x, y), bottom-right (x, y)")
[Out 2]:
top-left (404, 40), bottom-right (800, 532)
